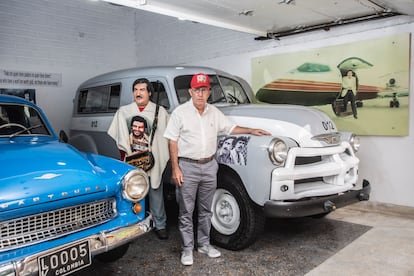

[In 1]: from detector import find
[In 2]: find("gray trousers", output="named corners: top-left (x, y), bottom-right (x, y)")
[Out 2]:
top-left (149, 180), bottom-right (167, 230)
top-left (176, 159), bottom-right (218, 250)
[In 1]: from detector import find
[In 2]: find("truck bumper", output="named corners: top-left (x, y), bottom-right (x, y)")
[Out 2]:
top-left (264, 179), bottom-right (371, 218)
top-left (0, 214), bottom-right (153, 276)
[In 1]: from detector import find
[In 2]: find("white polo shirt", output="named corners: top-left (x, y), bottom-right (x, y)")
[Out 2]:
top-left (164, 99), bottom-right (235, 160)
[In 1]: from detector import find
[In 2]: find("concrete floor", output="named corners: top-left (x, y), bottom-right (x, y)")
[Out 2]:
top-left (76, 201), bottom-right (414, 276)
top-left (307, 201), bottom-right (414, 276)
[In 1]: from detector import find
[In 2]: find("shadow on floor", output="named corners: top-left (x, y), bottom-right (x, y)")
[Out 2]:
top-left (76, 204), bottom-right (371, 276)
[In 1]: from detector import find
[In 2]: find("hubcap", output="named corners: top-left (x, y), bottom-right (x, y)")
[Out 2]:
top-left (211, 188), bottom-right (240, 235)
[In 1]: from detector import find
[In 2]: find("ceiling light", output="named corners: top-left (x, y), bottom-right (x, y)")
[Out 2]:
top-left (101, 0), bottom-right (266, 36)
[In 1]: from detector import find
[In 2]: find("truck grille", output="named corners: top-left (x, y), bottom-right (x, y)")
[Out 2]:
top-left (271, 142), bottom-right (359, 200)
top-left (0, 199), bottom-right (116, 252)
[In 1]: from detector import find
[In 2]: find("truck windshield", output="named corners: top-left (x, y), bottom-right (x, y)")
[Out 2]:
top-left (174, 75), bottom-right (250, 104)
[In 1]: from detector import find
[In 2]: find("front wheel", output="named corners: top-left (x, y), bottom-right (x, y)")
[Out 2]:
top-left (211, 172), bottom-right (265, 251)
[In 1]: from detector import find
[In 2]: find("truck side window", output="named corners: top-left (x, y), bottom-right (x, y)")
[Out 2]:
top-left (174, 75), bottom-right (192, 104)
top-left (150, 81), bottom-right (170, 109)
top-left (77, 84), bottom-right (121, 114)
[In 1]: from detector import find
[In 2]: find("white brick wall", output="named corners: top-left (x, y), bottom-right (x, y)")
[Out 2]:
top-left (0, 0), bottom-right (138, 133)
top-left (0, 0), bottom-right (136, 68)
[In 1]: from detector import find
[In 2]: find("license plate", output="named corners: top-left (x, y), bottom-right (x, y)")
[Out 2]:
top-left (38, 240), bottom-right (91, 276)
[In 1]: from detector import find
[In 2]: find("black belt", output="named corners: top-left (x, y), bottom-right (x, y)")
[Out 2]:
top-left (179, 155), bottom-right (215, 164)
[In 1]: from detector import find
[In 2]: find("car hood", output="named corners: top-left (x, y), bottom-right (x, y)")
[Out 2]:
top-left (0, 140), bottom-right (116, 212)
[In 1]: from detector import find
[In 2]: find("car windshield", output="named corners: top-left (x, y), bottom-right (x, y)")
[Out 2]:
top-left (0, 103), bottom-right (51, 137)
top-left (174, 75), bottom-right (250, 104)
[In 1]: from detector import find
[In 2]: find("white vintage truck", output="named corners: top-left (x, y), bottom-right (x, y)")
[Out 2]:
top-left (69, 66), bottom-right (370, 250)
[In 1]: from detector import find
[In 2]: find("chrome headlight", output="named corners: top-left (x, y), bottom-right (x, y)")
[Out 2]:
top-left (268, 138), bottom-right (288, 166)
top-left (122, 169), bottom-right (149, 202)
top-left (350, 133), bottom-right (360, 153)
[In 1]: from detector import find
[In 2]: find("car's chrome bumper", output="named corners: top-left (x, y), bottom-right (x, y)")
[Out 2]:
top-left (264, 179), bottom-right (371, 218)
top-left (0, 214), bottom-right (153, 276)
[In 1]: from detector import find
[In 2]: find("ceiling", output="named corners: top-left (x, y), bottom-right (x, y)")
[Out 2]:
top-left (102, 0), bottom-right (414, 38)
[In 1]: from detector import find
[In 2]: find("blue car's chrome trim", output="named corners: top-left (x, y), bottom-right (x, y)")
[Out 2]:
top-left (0, 199), bottom-right (117, 252)
top-left (0, 214), bottom-right (153, 276)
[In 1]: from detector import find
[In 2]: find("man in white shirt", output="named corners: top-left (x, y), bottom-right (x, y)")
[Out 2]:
top-left (164, 73), bottom-right (270, 266)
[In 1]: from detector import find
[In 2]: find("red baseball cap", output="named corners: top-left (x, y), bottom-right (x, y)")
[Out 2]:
top-left (190, 73), bottom-right (211, 89)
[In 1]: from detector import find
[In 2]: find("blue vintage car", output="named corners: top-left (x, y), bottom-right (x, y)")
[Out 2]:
top-left (0, 94), bottom-right (153, 276)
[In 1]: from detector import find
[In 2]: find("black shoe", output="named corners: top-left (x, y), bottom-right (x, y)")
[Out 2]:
top-left (354, 114), bottom-right (358, 119)
top-left (155, 228), bottom-right (169, 240)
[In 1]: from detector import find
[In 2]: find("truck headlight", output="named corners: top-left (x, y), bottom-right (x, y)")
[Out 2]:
top-left (350, 134), bottom-right (360, 152)
top-left (122, 170), bottom-right (149, 202)
top-left (268, 138), bottom-right (288, 166)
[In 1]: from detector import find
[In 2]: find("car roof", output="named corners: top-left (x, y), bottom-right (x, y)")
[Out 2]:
top-left (0, 94), bottom-right (32, 105)
top-left (79, 66), bottom-right (237, 88)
